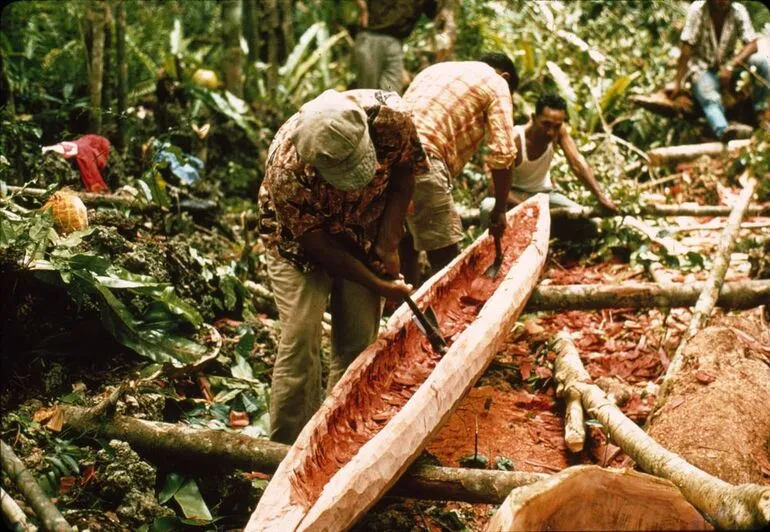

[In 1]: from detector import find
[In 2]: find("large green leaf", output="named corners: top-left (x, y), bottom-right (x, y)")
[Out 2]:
top-left (279, 21), bottom-right (322, 79)
top-left (70, 270), bottom-right (208, 366)
top-left (172, 479), bottom-right (212, 522)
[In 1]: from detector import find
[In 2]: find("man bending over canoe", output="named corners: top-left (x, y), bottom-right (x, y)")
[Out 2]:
top-left (480, 92), bottom-right (618, 223)
top-left (258, 89), bottom-right (427, 444)
top-left (400, 52), bottom-right (519, 286)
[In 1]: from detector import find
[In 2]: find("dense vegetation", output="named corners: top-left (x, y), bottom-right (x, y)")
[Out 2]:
top-left (1, 1), bottom-right (769, 529)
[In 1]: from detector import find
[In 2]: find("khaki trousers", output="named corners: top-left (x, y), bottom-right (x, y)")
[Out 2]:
top-left (266, 249), bottom-right (382, 445)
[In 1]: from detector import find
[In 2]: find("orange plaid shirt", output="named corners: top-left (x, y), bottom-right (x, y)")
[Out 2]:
top-left (403, 61), bottom-right (516, 179)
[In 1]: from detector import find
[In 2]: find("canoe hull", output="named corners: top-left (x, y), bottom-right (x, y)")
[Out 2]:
top-left (247, 194), bottom-right (550, 531)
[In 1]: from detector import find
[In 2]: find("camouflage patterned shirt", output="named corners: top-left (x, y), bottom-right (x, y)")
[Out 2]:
top-left (258, 89), bottom-right (428, 272)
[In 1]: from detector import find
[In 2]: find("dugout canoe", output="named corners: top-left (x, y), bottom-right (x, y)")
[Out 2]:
top-left (246, 194), bottom-right (550, 531)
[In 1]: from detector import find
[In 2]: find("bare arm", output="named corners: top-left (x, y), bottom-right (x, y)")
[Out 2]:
top-left (374, 163), bottom-right (415, 275)
top-left (559, 128), bottom-right (618, 213)
top-left (721, 39), bottom-right (758, 83)
top-left (671, 42), bottom-right (693, 96)
top-left (355, 0), bottom-right (368, 27)
top-left (298, 230), bottom-right (411, 299)
top-left (488, 167), bottom-right (513, 237)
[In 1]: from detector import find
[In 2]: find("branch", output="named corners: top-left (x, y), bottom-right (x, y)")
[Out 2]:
top-left (552, 332), bottom-right (770, 530)
top-left (655, 177), bottom-right (758, 404)
top-left (0, 441), bottom-right (72, 532)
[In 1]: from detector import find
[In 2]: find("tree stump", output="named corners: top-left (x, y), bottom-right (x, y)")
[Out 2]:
top-left (647, 314), bottom-right (770, 485)
top-left (486, 465), bottom-right (711, 531)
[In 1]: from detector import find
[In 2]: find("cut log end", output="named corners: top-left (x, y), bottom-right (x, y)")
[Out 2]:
top-left (486, 466), bottom-right (712, 532)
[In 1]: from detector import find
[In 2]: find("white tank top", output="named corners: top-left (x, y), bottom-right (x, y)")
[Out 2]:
top-left (511, 124), bottom-right (554, 192)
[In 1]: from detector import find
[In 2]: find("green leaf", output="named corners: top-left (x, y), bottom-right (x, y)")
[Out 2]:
top-left (159, 472), bottom-right (185, 504)
top-left (71, 271), bottom-right (209, 366)
top-left (279, 22), bottom-right (322, 78)
top-left (231, 353), bottom-right (254, 380)
top-left (219, 274), bottom-right (238, 311)
top-left (235, 329), bottom-right (255, 359)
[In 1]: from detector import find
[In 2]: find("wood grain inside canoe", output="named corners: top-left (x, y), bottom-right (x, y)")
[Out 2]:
top-left (246, 194), bottom-right (551, 531)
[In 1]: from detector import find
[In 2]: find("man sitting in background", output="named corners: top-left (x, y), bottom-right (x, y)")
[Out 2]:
top-left (480, 93), bottom-right (618, 225)
top-left (667, 0), bottom-right (770, 140)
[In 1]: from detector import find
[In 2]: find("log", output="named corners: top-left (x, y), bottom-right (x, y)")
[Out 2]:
top-left (646, 316), bottom-right (770, 486)
top-left (457, 203), bottom-right (770, 226)
top-left (656, 177), bottom-right (758, 404)
top-left (248, 196), bottom-right (551, 531)
top-left (4, 186), bottom-right (217, 215)
top-left (526, 280), bottom-right (770, 312)
top-left (552, 332), bottom-right (770, 530)
top-left (486, 465), bottom-right (711, 531)
top-left (1, 486), bottom-right (36, 532)
top-left (57, 404), bottom-right (546, 504)
top-left (0, 440), bottom-right (72, 532)
top-left (554, 342), bottom-right (589, 453)
top-left (647, 139), bottom-right (752, 166)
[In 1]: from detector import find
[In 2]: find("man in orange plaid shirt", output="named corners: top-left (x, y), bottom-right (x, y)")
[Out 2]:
top-left (401, 53), bottom-right (519, 285)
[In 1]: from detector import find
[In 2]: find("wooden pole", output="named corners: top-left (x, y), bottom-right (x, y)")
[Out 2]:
top-left (0, 440), bottom-right (72, 532)
top-left (654, 177), bottom-right (758, 407)
top-left (526, 280), bottom-right (770, 312)
top-left (647, 139), bottom-right (752, 166)
top-left (552, 332), bottom-right (770, 530)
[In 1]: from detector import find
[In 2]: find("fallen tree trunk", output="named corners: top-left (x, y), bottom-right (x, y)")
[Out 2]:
top-left (58, 405), bottom-right (546, 504)
top-left (229, 203), bottom-right (770, 230)
top-left (0, 440), bottom-right (72, 532)
top-left (552, 332), bottom-right (770, 530)
top-left (526, 279), bottom-right (770, 312)
top-left (655, 177), bottom-right (758, 405)
top-left (646, 316), bottom-right (770, 486)
top-left (647, 139), bottom-right (752, 166)
top-left (458, 203), bottom-right (770, 226)
top-left (1, 486), bottom-right (36, 532)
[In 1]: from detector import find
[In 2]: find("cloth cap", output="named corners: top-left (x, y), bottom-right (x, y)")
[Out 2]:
top-left (291, 90), bottom-right (377, 191)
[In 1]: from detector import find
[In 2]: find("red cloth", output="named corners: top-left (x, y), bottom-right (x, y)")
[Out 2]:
top-left (73, 135), bottom-right (111, 193)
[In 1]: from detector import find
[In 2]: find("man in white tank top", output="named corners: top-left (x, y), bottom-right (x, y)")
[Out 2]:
top-left (481, 93), bottom-right (618, 223)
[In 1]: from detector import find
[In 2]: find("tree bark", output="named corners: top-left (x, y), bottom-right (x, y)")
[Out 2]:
top-left (221, 0), bottom-right (244, 97)
top-left (115, 0), bottom-right (127, 152)
top-left (279, 0), bottom-right (293, 58)
top-left (654, 177), bottom-right (758, 406)
top-left (242, 0), bottom-right (260, 64)
top-left (552, 332), bottom-right (770, 530)
top-left (647, 140), bottom-right (752, 166)
top-left (263, 0), bottom-right (279, 92)
top-left (526, 280), bottom-right (770, 312)
top-left (87, 0), bottom-right (106, 133)
top-left (0, 440), bottom-right (72, 532)
top-left (57, 405), bottom-right (545, 504)
top-left (101, 3), bottom-right (113, 116)
top-left (0, 486), bottom-right (35, 532)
